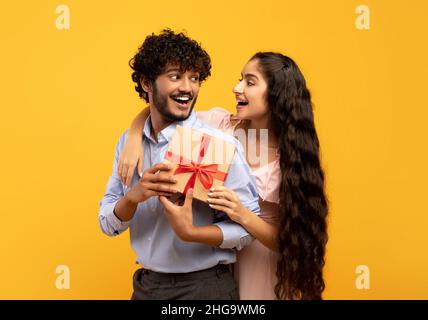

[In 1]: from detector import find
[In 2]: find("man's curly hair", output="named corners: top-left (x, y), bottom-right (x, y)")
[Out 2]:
top-left (129, 29), bottom-right (212, 102)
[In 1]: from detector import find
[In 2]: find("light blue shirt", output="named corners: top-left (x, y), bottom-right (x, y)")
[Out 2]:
top-left (99, 110), bottom-right (260, 273)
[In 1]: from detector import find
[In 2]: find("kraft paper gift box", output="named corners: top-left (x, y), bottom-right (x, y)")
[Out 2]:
top-left (159, 125), bottom-right (237, 203)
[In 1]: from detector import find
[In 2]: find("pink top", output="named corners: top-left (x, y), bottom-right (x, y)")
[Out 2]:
top-left (197, 108), bottom-right (281, 204)
top-left (197, 107), bottom-right (281, 300)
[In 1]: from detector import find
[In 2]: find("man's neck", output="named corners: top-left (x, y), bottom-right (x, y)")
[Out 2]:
top-left (149, 105), bottom-right (174, 142)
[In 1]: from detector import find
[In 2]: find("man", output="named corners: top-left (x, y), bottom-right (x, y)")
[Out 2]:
top-left (99, 29), bottom-right (260, 300)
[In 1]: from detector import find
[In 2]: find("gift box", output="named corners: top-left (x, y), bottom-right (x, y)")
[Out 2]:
top-left (159, 125), bottom-right (236, 203)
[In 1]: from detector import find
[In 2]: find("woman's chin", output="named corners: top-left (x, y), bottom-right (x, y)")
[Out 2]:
top-left (235, 107), bottom-right (250, 119)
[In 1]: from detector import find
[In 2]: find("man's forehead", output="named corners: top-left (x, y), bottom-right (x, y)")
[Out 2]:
top-left (163, 63), bottom-right (200, 74)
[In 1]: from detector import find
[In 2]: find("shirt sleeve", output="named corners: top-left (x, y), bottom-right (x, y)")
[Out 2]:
top-left (214, 140), bottom-right (261, 250)
top-left (98, 132), bottom-right (132, 237)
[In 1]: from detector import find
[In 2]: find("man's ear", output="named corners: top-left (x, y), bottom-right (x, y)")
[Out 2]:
top-left (140, 78), bottom-right (152, 93)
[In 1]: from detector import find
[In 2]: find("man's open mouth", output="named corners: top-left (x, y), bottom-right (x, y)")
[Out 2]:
top-left (171, 95), bottom-right (192, 106)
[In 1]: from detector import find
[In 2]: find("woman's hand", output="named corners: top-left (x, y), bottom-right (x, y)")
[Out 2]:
top-left (208, 187), bottom-right (280, 252)
top-left (118, 107), bottom-right (150, 188)
top-left (206, 186), bottom-right (252, 225)
top-left (117, 133), bottom-right (144, 188)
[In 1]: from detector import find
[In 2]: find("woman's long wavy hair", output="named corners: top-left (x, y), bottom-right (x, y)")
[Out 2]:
top-left (251, 52), bottom-right (328, 299)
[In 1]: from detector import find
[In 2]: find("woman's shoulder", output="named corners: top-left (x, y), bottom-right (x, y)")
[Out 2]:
top-left (196, 107), bottom-right (231, 120)
top-left (196, 107), bottom-right (241, 131)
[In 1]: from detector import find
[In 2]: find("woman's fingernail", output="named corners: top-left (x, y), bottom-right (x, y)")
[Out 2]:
top-left (206, 198), bottom-right (211, 202)
top-left (208, 204), bottom-right (213, 207)
top-left (208, 193), bottom-right (213, 197)
top-left (210, 187), bottom-right (215, 192)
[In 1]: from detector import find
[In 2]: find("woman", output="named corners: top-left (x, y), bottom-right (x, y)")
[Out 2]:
top-left (119, 52), bottom-right (329, 300)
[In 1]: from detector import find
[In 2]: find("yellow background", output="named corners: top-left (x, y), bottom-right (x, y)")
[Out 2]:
top-left (0, 0), bottom-right (427, 299)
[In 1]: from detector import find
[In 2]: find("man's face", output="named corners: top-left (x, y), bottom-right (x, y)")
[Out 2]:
top-left (149, 65), bottom-right (201, 122)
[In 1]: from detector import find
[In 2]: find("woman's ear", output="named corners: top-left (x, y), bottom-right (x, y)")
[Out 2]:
top-left (140, 78), bottom-right (152, 93)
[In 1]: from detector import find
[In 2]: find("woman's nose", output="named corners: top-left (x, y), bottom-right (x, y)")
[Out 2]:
top-left (233, 81), bottom-right (244, 94)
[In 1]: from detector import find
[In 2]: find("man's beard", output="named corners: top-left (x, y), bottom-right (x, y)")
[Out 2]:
top-left (152, 84), bottom-right (197, 122)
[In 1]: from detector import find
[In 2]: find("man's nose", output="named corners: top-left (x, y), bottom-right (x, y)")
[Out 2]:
top-left (179, 77), bottom-right (192, 92)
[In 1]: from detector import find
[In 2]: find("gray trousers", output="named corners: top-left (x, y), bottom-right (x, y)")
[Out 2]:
top-left (131, 264), bottom-right (239, 300)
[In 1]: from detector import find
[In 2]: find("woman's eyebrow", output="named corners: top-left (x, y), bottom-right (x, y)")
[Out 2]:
top-left (243, 73), bottom-right (259, 80)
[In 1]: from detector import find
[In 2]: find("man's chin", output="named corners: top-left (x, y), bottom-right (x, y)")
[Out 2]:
top-left (173, 107), bottom-right (191, 118)
top-left (161, 107), bottom-right (192, 122)
top-left (164, 102), bottom-right (194, 120)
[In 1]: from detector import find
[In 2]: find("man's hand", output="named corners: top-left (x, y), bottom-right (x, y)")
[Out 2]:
top-left (159, 189), bottom-right (195, 241)
top-left (125, 163), bottom-right (178, 204)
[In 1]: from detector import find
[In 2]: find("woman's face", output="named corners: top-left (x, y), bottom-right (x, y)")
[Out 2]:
top-left (233, 59), bottom-right (269, 120)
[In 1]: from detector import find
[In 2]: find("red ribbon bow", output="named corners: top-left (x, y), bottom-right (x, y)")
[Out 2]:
top-left (164, 133), bottom-right (228, 195)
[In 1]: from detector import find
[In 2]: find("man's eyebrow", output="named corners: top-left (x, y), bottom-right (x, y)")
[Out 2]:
top-left (164, 67), bottom-right (200, 75)
top-left (165, 67), bottom-right (181, 73)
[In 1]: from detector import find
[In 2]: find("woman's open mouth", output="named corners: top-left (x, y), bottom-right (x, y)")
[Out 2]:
top-left (236, 99), bottom-right (249, 110)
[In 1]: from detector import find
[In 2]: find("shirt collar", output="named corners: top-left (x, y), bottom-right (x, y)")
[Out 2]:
top-left (143, 109), bottom-right (198, 144)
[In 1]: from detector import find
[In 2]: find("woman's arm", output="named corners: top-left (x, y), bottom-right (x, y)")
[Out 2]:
top-left (236, 209), bottom-right (279, 252)
top-left (207, 186), bottom-right (279, 252)
top-left (117, 107), bottom-right (150, 188)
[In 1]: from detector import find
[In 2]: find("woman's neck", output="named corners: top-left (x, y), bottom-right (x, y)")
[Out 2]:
top-left (247, 114), bottom-right (278, 147)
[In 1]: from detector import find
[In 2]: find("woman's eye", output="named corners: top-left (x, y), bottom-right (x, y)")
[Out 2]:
top-left (247, 81), bottom-right (254, 86)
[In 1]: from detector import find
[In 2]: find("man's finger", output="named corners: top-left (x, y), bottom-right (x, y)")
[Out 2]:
top-left (146, 163), bottom-right (173, 174)
top-left (155, 191), bottom-right (174, 197)
top-left (184, 188), bottom-right (194, 209)
top-left (147, 183), bottom-right (178, 194)
top-left (151, 175), bottom-right (177, 184)
top-left (159, 196), bottom-right (177, 212)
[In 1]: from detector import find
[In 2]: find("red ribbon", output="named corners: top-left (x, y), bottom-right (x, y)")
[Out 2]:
top-left (164, 134), bottom-right (228, 195)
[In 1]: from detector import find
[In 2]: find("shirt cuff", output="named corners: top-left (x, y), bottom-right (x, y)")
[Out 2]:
top-left (102, 201), bottom-right (131, 235)
top-left (214, 220), bottom-right (254, 250)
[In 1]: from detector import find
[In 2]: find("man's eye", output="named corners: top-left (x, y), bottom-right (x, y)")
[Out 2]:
top-left (191, 76), bottom-right (199, 82)
top-left (170, 74), bottom-right (179, 80)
